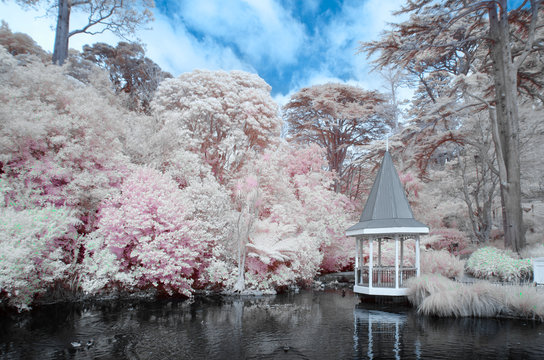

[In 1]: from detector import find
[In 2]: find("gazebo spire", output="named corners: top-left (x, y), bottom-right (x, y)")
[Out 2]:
top-left (347, 151), bottom-right (428, 236)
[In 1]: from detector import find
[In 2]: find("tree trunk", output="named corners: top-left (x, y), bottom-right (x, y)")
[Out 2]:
top-left (52, 0), bottom-right (71, 65)
top-left (488, 1), bottom-right (525, 252)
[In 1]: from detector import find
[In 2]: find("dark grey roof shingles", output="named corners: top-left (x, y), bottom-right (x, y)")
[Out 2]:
top-left (347, 151), bottom-right (428, 233)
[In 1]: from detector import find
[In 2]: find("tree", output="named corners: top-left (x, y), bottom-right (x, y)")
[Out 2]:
top-left (151, 69), bottom-right (282, 184)
top-left (82, 41), bottom-right (171, 113)
top-left (0, 201), bottom-right (80, 311)
top-left (379, 65), bottom-right (408, 131)
top-left (232, 143), bottom-right (354, 291)
top-left (232, 175), bottom-right (260, 292)
top-left (0, 45), bottom-right (130, 237)
top-left (0, 20), bottom-right (49, 61)
top-left (283, 83), bottom-right (388, 194)
top-left (360, 0), bottom-right (543, 252)
top-left (16, 0), bottom-right (154, 65)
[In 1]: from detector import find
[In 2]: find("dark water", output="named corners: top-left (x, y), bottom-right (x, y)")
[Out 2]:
top-left (1, 289), bottom-right (544, 359)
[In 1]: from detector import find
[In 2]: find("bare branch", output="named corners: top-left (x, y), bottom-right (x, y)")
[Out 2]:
top-left (69, 1), bottom-right (120, 37)
top-left (514, 0), bottom-right (541, 69)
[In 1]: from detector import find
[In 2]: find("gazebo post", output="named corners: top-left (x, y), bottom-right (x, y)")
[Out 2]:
top-left (378, 238), bottom-right (382, 286)
top-left (394, 235), bottom-right (399, 289)
top-left (369, 237), bottom-right (373, 290)
top-left (416, 235), bottom-right (421, 277)
top-left (360, 237), bottom-right (364, 285)
top-left (355, 236), bottom-right (359, 285)
top-left (400, 237), bottom-right (404, 286)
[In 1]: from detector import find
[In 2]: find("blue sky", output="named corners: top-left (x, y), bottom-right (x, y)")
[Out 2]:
top-left (0, 0), bottom-right (411, 105)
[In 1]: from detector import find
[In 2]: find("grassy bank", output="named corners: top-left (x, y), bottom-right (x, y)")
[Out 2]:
top-left (407, 274), bottom-right (544, 321)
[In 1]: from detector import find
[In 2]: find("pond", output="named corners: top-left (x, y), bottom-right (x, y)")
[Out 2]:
top-left (1, 289), bottom-right (544, 359)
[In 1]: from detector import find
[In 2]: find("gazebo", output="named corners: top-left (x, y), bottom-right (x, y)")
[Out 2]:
top-left (346, 151), bottom-right (429, 297)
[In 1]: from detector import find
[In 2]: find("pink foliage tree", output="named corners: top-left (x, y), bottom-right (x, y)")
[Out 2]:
top-left (0, 47), bottom-right (130, 235)
top-left (225, 143), bottom-right (355, 292)
top-left (96, 167), bottom-right (207, 296)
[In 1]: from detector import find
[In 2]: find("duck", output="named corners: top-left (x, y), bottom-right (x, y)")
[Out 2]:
top-left (70, 341), bottom-right (82, 349)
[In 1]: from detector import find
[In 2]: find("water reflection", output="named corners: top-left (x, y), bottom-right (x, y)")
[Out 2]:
top-left (352, 302), bottom-right (544, 360)
top-left (1, 290), bottom-right (544, 359)
top-left (353, 307), bottom-right (409, 359)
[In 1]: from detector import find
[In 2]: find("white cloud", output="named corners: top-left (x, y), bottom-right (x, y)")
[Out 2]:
top-left (273, 92), bottom-right (292, 108)
top-left (279, 0), bottom-right (408, 102)
top-left (178, 0), bottom-right (306, 66)
top-left (138, 12), bottom-right (254, 76)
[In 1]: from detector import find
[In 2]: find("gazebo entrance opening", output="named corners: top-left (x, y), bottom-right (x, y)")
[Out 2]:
top-left (354, 235), bottom-right (420, 296)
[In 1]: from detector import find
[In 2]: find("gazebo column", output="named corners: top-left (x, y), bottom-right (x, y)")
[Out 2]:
top-left (369, 237), bottom-right (373, 289)
top-left (400, 238), bottom-right (404, 287)
top-left (360, 238), bottom-right (365, 284)
top-left (394, 235), bottom-right (399, 289)
top-left (355, 237), bottom-right (359, 285)
top-left (377, 238), bottom-right (382, 286)
top-left (416, 235), bottom-right (421, 277)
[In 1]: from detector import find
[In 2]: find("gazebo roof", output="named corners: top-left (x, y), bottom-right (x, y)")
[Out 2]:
top-left (346, 151), bottom-right (429, 236)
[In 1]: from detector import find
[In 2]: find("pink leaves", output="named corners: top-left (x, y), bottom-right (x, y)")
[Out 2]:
top-left (236, 175), bottom-right (259, 194)
top-left (245, 175), bottom-right (259, 190)
top-left (234, 143), bottom-right (354, 285)
top-left (426, 228), bottom-right (469, 256)
top-left (96, 166), bottom-right (206, 295)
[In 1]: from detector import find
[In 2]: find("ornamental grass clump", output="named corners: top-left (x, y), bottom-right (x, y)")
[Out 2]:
top-left (406, 274), bottom-right (460, 307)
top-left (407, 274), bottom-right (544, 321)
top-left (465, 247), bottom-right (533, 282)
top-left (421, 250), bottom-right (465, 279)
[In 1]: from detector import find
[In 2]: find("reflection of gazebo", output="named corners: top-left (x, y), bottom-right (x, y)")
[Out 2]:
top-left (353, 307), bottom-right (408, 359)
top-left (346, 151), bottom-right (429, 297)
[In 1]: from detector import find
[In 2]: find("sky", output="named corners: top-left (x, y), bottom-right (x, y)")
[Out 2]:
top-left (0, 0), bottom-right (409, 105)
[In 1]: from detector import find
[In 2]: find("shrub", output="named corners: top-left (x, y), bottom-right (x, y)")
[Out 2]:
top-left (0, 204), bottom-right (80, 311)
top-left (423, 228), bottom-right (469, 255)
top-left (465, 247), bottom-right (533, 282)
top-left (421, 250), bottom-right (465, 279)
top-left (96, 167), bottom-right (207, 296)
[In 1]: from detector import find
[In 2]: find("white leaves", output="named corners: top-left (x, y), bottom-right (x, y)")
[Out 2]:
top-left (151, 69), bottom-right (281, 184)
top-left (0, 204), bottom-right (80, 310)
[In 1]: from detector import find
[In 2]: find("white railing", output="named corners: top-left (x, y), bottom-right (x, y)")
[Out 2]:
top-left (356, 267), bottom-right (417, 288)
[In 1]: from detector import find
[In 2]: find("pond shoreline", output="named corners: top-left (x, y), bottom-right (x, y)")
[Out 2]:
top-left (3, 271), bottom-right (542, 323)
top-left (0, 272), bottom-right (355, 316)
